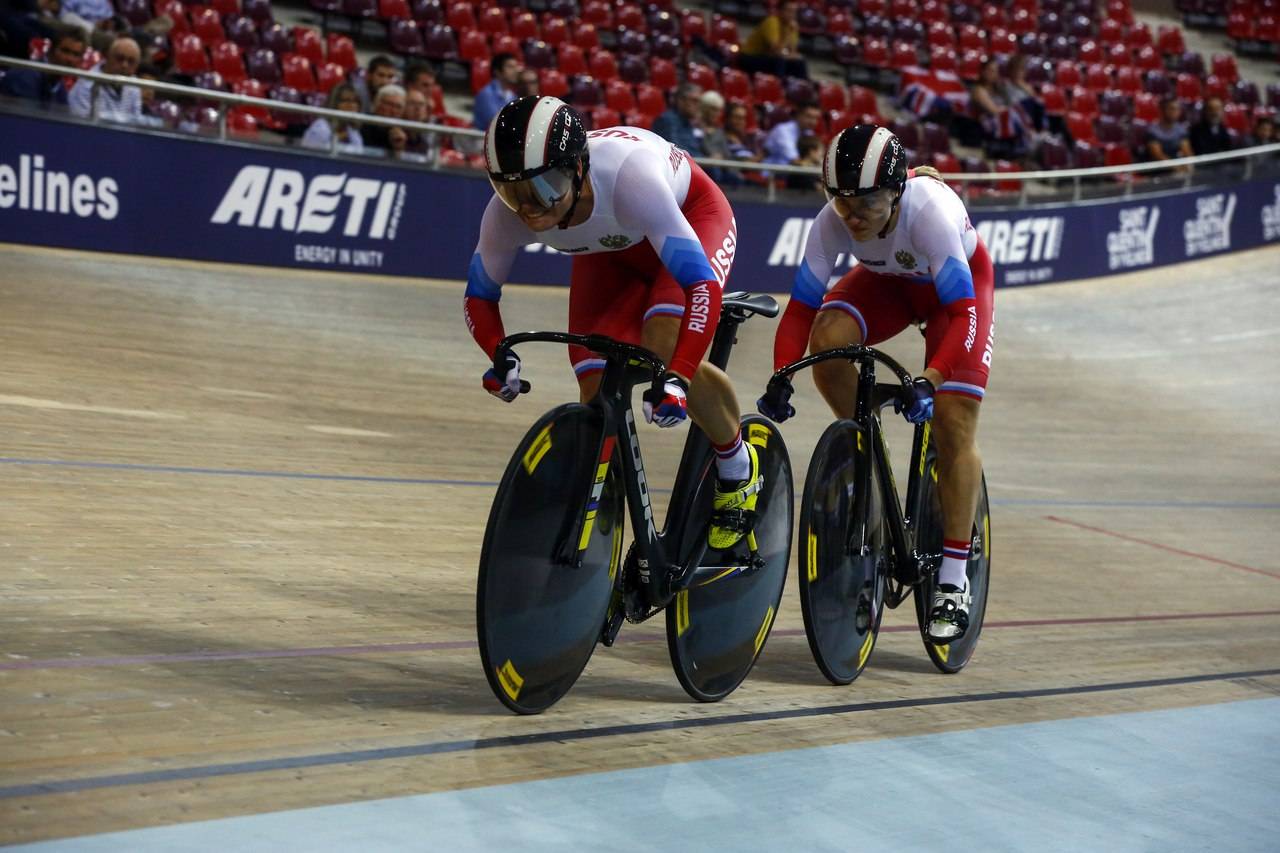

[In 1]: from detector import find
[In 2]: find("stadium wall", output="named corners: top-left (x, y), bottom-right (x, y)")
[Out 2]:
top-left (3, 113), bottom-right (1279, 291)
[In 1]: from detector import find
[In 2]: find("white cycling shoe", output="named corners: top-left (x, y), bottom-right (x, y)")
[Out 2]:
top-left (926, 581), bottom-right (972, 644)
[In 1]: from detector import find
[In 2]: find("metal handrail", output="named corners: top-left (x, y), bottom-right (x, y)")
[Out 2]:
top-left (5, 54), bottom-right (1279, 199)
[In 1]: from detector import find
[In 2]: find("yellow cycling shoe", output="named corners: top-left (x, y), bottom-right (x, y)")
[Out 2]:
top-left (708, 442), bottom-right (763, 551)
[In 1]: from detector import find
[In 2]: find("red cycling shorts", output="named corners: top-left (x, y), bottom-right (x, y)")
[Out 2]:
top-left (819, 241), bottom-right (995, 400)
top-left (566, 161), bottom-right (737, 379)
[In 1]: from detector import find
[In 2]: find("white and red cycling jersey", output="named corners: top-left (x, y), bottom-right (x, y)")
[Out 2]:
top-left (774, 173), bottom-right (995, 400)
top-left (465, 126), bottom-right (736, 380)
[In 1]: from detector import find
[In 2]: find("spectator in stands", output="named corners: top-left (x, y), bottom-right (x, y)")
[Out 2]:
top-left (724, 101), bottom-right (762, 162)
top-left (363, 83), bottom-right (408, 156)
top-left (700, 90), bottom-right (728, 159)
top-left (971, 58), bottom-right (1030, 159)
top-left (68, 34), bottom-right (142, 124)
top-left (59, 0), bottom-right (113, 38)
top-left (302, 82), bottom-right (364, 154)
top-left (652, 83), bottom-right (707, 157)
top-left (1003, 54), bottom-right (1044, 132)
top-left (763, 101), bottom-right (822, 165)
top-left (515, 68), bottom-right (539, 99)
top-left (1189, 96), bottom-right (1233, 156)
top-left (401, 86), bottom-right (434, 161)
top-left (1250, 116), bottom-right (1275, 148)
top-left (740, 0), bottom-right (807, 80)
top-left (1145, 97), bottom-right (1193, 163)
top-left (404, 61), bottom-right (442, 115)
top-left (786, 135), bottom-right (824, 192)
top-left (473, 52), bottom-right (520, 130)
top-left (353, 54), bottom-right (399, 112)
top-left (0, 22), bottom-right (82, 105)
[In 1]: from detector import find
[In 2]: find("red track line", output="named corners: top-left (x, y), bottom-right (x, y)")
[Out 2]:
top-left (3, 610), bottom-right (1279, 671)
top-left (1045, 515), bottom-right (1280, 580)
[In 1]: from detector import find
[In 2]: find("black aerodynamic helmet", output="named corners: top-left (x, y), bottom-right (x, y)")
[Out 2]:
top-left (822, 124), bottom-right (908, 198)
top-left (485, 95), bottom-right (589, 219)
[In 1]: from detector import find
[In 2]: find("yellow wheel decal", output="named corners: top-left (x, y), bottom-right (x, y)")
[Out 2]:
top-left (675, 590), bottom-right (690, 636)
top-left (858, 628), bottom-right (875, 668)
top-left (747, 423), bottom-right (770, 447)
top-left (933, 642), bottom-right (950, 662)
top-left (522, 424), bottom-right (553, 475)
top-left (807, 530), bottom-right (818, 582)
top-left (496, 660), bottom-right (524, 700)
top-left (754, 606), bottom-right (776, 654)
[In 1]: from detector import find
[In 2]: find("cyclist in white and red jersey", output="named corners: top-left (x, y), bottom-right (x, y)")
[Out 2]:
top-left (467, 95), bottom-right (759, 549)
top-left (757, 125), bottom-right (995, 643)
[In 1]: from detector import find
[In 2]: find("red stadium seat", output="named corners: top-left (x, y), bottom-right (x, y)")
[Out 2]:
top-left (173, 33), bottom-right (210, 74)
top-left (1071, 87), bottom-right (1099, 118)
top-left (1066, 110), bottom-right (1095, 143)
top-left (818, 81), bottom-right (847, 112)
top-left (1041, 83), bottom-right (1067, 115)
top-left (1176, 73), bottom-right (1201, 101)
top-left (687, 63), bottom-right (718, 91)
top-left (492, 34), bottom-right (521, 59)
top-left (315, 61), bottom-right (345, 93)
top-left (542, 16), bottom-right (568, 46)
top-left (1114, 66), bottom-right (1142, 96)
top-left (635, 83), bottom-right (666, 119)
top-left (1210, 53), bottom-right (1238, 85)
top-left (605, 79), bottom-right (635, 113)
top-left (1133, 92), bottom-right (1159, 123)
top-left (458, 30), bottom-right (489, 63)
top-left (191, 8), bottom-right (225, 46)
top-left (649, 58), bottom-right (676, 90)
top-left (927, 21), bottom-right (954, 49)
top-left (511, 11), bottom-right (538, 40)
top-left (958, 49), bottom-right (983, 82)
top-left (379, 0), bottom-right (410, 19)
top-left (1056, 60), bottom-right (1082, 89)
top-left (848, 85), bottom-right (878, 117)
top-left (617, 3), bottom-right (646, 32)
top-left (293, 27), bottom-right (324, 66)
top-left (861, 38), bottom-right (889, 68)
top-left (710, 14), bottom-right (737, 46)
top-left (538, 67), bottom-right (568, 98)
top-left (1103, 142), bottom-right (1132, 167)
top-left (327, 34), bottom-right (357, 71)
top-left (581, 0), bottom-right (613, 29)
top-left (479, 5), bottom-right (507, 34)
top-left (445, 2), bottom-right (474, 31)
top-left (589, 50), bottom-right (618, 83)
top-left (1204, 74), bottom-right (1230, 101)
top-left (890, 40), bottom-right (918, 69)
top-left (1156, 25), bottom-right (1185, 56)
top-left (721, 68), bottom-right (752, 102)
top-left (470, 57), bottom-right (489, 93)
top-left (958, 24), bottom-right (985, 52)
top-left (1125, 22), bottom-right (1152, 50)
top-left (752, 72), bottom-right (784, 104)
top-left (1085, 64), bottom-right (1111, 92)
top-left (281, 53), bottom-right (315, 92)
top-left (929, 47), bottom-right (957, 72)
top-left (226, 106), bottom-right (259, 138)
top-left (211, 40), bottom-right (247, 84)
top-left (1134, 45), bottom-right (1162, 72)
top-left (574, 22), bottom-right (599, 50)
top-left (1078, 39), bottom-right (1101, 64)
top-left (590, 106), bottom-right (620, 129)
top-left (1222, 103), bottom-right (1249, 134)
top-left (556, 43), bottom-right (586, 75)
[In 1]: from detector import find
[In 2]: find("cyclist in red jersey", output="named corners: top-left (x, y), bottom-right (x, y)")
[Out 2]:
top-left (758, 126), bottom-right (995, 643)
top-left (466, 96), bottom-right (759, 549)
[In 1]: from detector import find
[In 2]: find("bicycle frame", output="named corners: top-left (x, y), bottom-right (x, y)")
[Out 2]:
top-left (499, 300), bottom-right (761, 613)
top-left (772, 346), bottom-right (940, 608)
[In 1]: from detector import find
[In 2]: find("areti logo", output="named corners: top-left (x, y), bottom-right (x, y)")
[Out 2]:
top-left (0, 154), bottom-right (119, 220)
top-left (974, 216), bottom-right (1064, 264)
top-left (210, 166), bottom-right (405, 240)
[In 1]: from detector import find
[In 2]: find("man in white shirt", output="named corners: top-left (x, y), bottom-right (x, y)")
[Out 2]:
top-left (68, 35), bottom-right (142, 125)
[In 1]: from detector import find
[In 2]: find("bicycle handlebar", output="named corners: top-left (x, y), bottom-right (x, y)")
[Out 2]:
top-left (770, 346), bottom-right (917, 396)
top-left (497, 331), bottom-right (667, 385)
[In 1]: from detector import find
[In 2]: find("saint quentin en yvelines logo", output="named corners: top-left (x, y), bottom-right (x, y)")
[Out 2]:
top-left (600, 234), bottom-right (632, 249)
top-left (895, 249), bottom-right (917, 269)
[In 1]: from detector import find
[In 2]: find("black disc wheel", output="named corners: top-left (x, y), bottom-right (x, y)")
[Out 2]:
top-left (477, 404), bottom-right (625, 714)
top-left (797, 419), bottom-right (890, 685)
top-left (666, 415), bottom-right (794, 702)
top-left (912, 442), bottom-right (991, 674)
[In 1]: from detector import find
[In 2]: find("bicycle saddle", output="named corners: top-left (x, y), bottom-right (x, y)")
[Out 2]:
top-left (722, 292), bottom-right (780, 319)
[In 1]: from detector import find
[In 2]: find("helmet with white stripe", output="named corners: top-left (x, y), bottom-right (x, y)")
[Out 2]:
top-left (822, 125), bottom-right (907, 198)
top-left (485, 95), bottom-right (589, 217)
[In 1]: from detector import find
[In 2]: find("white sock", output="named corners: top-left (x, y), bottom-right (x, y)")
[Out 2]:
top-left (714, 433), bottom-right (750, 483)
top-left (938, 538), bottom-right (971, 589)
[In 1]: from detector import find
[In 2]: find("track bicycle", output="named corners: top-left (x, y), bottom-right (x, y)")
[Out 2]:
top-left (477, 293), bottom-right (794, 714)
top-left (769, 345), bottom-right (991, 685)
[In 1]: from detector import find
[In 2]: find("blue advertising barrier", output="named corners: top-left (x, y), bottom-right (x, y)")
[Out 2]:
top-left (3, 112), bottom-right (1280, 291)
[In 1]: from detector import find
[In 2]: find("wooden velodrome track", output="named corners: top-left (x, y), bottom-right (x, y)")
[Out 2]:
top-left (1, 241), bottom-right (1278, 845)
